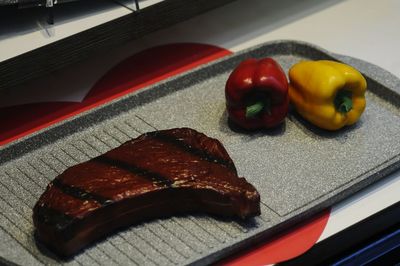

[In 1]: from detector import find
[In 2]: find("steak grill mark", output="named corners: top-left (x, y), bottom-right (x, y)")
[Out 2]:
top-left (34, 205), bottom-right (75, 231)
top-left (52, 178), bottom-right (113, 206)
top-left (94, 156), bottom-right (174, 187)
top-left (148, 131), bottom-right (236, 171)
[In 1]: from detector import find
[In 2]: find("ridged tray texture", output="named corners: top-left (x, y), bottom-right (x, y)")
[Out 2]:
top-left (0, 41), bottom-right (399, 265)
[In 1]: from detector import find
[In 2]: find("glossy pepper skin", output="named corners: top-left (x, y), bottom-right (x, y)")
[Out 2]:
top-left (289, 60), bottom-right (367, 131)
top-left (225, 58), bottom-right (289, 130)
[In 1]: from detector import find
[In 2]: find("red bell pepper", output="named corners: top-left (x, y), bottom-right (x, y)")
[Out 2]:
top-left (225, 58), bottom-right (289, 130)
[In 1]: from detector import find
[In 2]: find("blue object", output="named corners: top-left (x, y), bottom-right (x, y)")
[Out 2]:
top-left (333, 228), bottom-right (400, 265)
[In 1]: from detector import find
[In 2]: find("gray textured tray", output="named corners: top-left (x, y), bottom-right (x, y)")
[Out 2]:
top-left (1, 40), bottom-right (400, 266)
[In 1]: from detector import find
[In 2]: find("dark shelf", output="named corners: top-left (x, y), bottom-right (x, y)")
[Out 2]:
top-left (0, 0), bottom-right (235, 92)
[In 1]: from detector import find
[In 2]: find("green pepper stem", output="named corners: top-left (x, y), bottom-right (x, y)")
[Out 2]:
top-left (338, 96), bottom-right (353, 113)
top-left (246, 101), bottom-right (268, 117)
top-left (246, 102), bottom-right (264, 117)
top-left (334, 90), bottom-right (353, 113)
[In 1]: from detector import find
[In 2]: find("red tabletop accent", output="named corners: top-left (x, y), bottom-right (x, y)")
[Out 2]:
top-left (220, 210), bottom-right (330, 265)
top-left (0, 43), bottom-right (230, 146)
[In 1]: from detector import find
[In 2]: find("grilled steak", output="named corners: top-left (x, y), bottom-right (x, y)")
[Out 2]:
top-left (33, 128), bottom-right (260, 257)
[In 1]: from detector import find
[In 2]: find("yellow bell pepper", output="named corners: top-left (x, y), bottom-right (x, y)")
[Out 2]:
top-left (289, 60), bottom-right (367, 130)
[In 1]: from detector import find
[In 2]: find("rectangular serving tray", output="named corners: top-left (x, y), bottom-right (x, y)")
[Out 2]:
top-left (0, 40), bottom-right (400, 265)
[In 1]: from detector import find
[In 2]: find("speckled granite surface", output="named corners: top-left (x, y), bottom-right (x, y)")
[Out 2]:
top-left (0, 40), bottom-right (399, 265)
